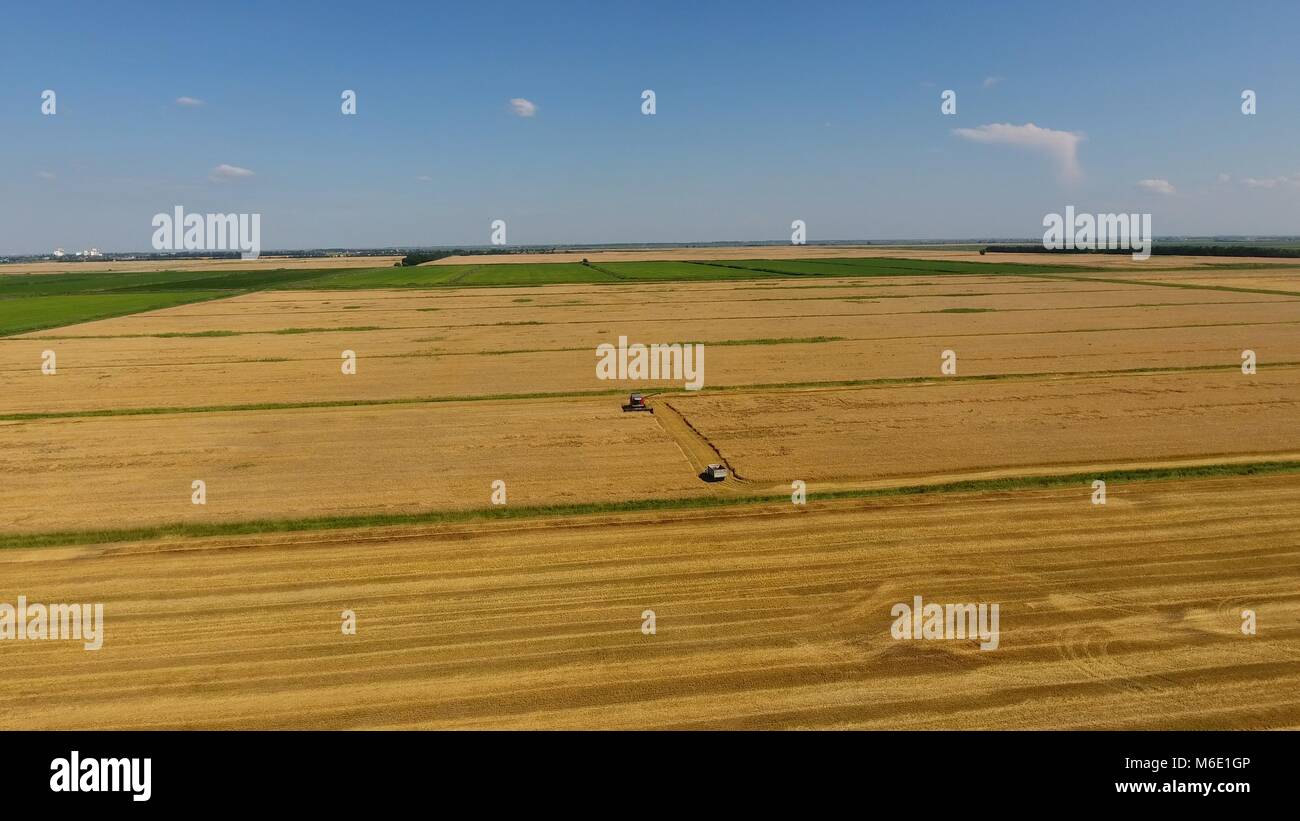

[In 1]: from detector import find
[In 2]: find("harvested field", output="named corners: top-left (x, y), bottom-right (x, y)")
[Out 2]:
top-left (1, 254), bottom-right (1297, 730)
top-left (670, 369), bottom-right (1300, 486)
top-left (0, 398), bottom-right (703, 534)
top-left (2, 273), bottom-right (1296, 415)
top-left (1, 474), bottom-right (1296, 729)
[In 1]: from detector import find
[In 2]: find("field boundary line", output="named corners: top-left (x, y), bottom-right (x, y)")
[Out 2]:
top-left (5, 361), bottom-right (1299, 422)
top-left (4, 458), bottom-right (1300, 551)
top-left (1014, 271), bottom-right (1300, 298)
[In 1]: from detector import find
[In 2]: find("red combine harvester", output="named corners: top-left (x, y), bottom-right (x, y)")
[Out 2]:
top-left (622, 392), bottom-right (653, 413)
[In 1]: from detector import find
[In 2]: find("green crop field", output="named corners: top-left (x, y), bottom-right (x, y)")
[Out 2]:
top-left (285, 265), bottom-right (477, 288)
top-left (595, 261), bottom-right (783, 280)
top-left (705, 258), bottom-right (1100, 277)
top-left (0, 292), bottom-right (224, 336)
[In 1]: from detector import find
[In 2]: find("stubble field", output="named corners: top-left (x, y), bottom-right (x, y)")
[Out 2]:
top-left (1, 254), bottom-right (1297, 728)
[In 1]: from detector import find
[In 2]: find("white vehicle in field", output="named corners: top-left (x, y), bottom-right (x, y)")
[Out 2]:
top-left (703, 464), bottom-right (728, 482)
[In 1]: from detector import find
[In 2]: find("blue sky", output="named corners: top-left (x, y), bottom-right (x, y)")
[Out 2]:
top-left (2, 0), bottom-right (1298, 253)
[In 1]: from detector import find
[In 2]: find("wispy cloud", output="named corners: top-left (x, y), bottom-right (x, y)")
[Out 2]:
top-left (1137, 178), bottom-right (1176, 195)
top-left (982, 76), bottom-right (1004, 89)
top-left (209, 163), bottom-right (255, 182)
top-left (508, 97), bottom-right (537, 118)
top-left (413, 175), bottom-right (433, 182)
top-left (952, 122), bottom-right (1084, 182)
top-left (1242, 174), bottom-right (1300, 189)
top-left (176, 96), bottom-right (204, 107)
top-left (37, 171), bottom-right (56, 181)
top-left (1217, 173), bottom-right (1232, 184)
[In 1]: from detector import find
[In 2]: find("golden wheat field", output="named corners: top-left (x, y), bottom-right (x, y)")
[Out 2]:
top-left (2, 477), bottom-right (1297, 730)
top-left (1, 257), bottom-right (1298, 729)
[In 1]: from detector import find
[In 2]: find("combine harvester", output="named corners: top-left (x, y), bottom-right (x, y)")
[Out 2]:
top-left (622, 393), bottom-right (729, 483)
top-left (621, 392), bottom-right (654, 414)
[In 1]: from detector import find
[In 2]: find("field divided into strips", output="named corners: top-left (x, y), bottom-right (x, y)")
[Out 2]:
top-left (1, 253), bottom-right (1298, 728)
top-left (1, 476), bottom-right (1297, 729)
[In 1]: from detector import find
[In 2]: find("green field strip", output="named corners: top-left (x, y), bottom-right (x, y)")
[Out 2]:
top-left (4, 459), bottom-right (1298, 550)
top-left (698, 257), bottom-right (1105, 278)
top-left (0, 292), bottom-right (237, 337)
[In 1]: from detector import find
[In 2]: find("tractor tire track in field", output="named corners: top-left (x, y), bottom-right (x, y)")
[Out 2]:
top-left (584, 262), bottom-right (635, 281)
top-left (444, 265), bottom-right (484, 285)
top-left (649, 395), bottom-right (752, 490)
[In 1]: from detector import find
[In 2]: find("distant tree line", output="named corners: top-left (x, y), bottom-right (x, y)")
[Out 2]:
top-left (397, 247), bottom-right (562, 266)
top-left (981, 244), bottom-right (1300, 258)
top-left (397, 251), bottom-right (460, 266)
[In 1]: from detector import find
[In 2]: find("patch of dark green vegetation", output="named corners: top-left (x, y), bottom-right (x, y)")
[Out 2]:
top-left (156, 330), bottom-right (241, 338)
top-left (704, 336), bottom-right (845, 346)
top-left (395, 248), bottom-right (541, 266)
top-left (0, 292), bottom-right (232, 337)
top-left (984, 243), bottom-right (1300, 258)
top-left (0, 265), bottom-right (392, 336)
top-left (269, 325), bottom-right (382, 335)
top-left (697, 257), bottom-right (1103, 279)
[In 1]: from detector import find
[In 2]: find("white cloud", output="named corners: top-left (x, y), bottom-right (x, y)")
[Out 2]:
top-left (37, 171), bottom-right (56, 181)
top-left (176, 96), bottom-right (204, 107)
top-left (1217, 173), bottom-right (1231, 184)
top-left (952, 122), bottom-right (1084, 182)
top-left (1242, 174), bottom-right (1300, 189)
top-left (209, 164), bottom-right (255, 182)
top-left (508, 97), bottom-right (537, 118)
top-left (1137, 178), bottom-right (1176, 195)
top-left (982, 76), bottom-right (1004, 89)
top-left (414, 175), bottom-right (433, 182)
